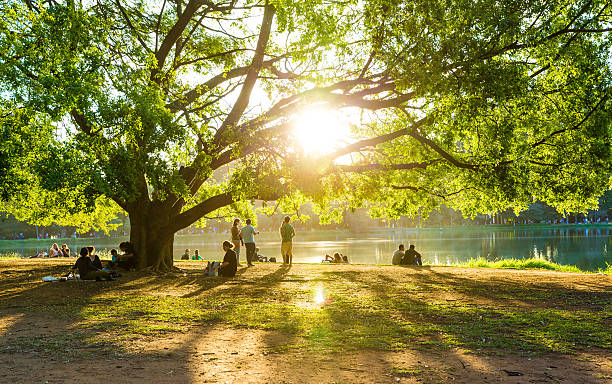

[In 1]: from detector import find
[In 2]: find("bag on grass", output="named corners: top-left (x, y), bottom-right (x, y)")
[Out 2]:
top-left (206, 261), bottom-right (220, 276)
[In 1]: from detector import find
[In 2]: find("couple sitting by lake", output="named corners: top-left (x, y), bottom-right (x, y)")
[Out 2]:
top-left (392, 244), bottom-right (422, 266)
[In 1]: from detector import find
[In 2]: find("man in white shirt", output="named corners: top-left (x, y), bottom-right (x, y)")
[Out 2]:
top-left (392, 244), bottom-right (405, 265)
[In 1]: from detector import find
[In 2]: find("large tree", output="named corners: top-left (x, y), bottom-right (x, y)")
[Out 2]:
top-left (0, 0), bottom-right (610, 270)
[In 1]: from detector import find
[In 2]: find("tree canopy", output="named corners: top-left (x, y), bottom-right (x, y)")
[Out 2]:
top-left (0, 0), bottom-right (610, 269)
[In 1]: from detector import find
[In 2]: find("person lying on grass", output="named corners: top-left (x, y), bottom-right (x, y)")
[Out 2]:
top-left (253, 247), bottom-right (267, 262)
top-left (29, 249), bottom-right (47, 258)
top-left (72, 247), bottom-right (113, 281)
top-left (323, 253), bottom-right (344, 263)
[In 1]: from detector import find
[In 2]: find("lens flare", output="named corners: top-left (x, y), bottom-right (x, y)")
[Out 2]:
top-left (314, 286), bottom-right (326, 305)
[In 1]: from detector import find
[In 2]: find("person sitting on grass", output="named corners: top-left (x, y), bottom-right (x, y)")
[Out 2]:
top-left (86, 246), bottom-right (103, 269)
top-left (342, 255), bottom-right (349, 263)
top-left (254, 247), bottom-right (267, 262)
top-left (108, 248), bottom-right (119, 266)
top-left (401, 244), bottom-right (422, 266)
top-left (117, 241), bottom-right (137, 270)
top-left (192, 249), bottom-right (202, 260)
top-left (72, 247), bottom-right (112, 281)
top-left (392, 244), bottom-right (405, 265)
top-left (49, 243), bottom-right (61, 258)
top-left (181, 248), bottom-right (190, 260)
top-left (217, 241), bottom-right (237, 277)
top-left (61, 244), bottom-right (71, 257)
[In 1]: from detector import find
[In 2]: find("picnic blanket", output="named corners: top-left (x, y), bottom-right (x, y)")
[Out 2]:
top-left (41, 274), bottom-right (96, 282)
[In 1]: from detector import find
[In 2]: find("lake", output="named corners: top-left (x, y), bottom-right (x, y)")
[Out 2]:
top-left (1, 226), bottom-right (610, 271)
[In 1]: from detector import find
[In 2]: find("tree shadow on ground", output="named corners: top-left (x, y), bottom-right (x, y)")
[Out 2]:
top-left (0, 261), bottom-right (610, 383)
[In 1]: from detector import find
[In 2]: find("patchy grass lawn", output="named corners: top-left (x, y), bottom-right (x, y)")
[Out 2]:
top-left (0, 259), bottom-right (610, 383)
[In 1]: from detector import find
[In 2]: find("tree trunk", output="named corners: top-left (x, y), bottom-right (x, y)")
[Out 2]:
top-left (128, 202), bottom-right (176, 272)
top-left (122, 191), bottom-right (234, 272)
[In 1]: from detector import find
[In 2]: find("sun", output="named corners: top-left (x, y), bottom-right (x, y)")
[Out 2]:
top-left (292, 108), bottom-right (352, 155)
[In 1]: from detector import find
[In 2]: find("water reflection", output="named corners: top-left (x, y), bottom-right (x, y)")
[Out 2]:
top-left (1, 227), bottom-right (610, 271)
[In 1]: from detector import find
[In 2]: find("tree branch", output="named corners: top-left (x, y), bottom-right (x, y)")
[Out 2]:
top-left (390, 185), bottom-right (466, 200)
top-left (115, 0), bottom-right (151, 52)
top-left (531, 94), bottom-right (608, 149)
top-left (408, 131), bottom-right (478, 170)
top-left (152, 0), bottom-right (214, 82)
top-left (213, 3), bottom-right (276, 146)
top-left (327, 117), bottom-right (430, 160)
top-left (169, 191), bottom-right (235, 233)
top-left (335, 161), bottom-right (436, 173)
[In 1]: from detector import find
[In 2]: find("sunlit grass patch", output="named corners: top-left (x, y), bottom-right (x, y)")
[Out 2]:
top-left (453, 257), bottom-right (584, 272)
top-left (0, 252), bottom-right (21, 259)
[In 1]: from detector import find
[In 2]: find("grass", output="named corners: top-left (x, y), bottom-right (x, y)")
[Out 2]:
top-left (451, 257), bottom-right (586, 273)
top-left (0, 252), bottom-right (21, 259)
top-left (0, 261), bottom-right (610, 362)
top-left (18, 265), bottom-right (611, 357)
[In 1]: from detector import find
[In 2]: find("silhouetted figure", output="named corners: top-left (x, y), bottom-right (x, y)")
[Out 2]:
top-left (218, 241), bottom-right (237, 277)
top-left (401, 244), bottom-right (422, 266)
top-left (73, 247), bottom-right (112, 280)
top-left (280, 216), bottom-right (295, 264)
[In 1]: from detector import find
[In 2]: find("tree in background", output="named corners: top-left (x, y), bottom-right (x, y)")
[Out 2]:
top-left (0, 0), bottom-right (609, 270)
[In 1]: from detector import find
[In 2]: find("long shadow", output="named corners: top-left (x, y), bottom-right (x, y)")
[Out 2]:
top-left (0, 260), bottom-right (300, 382)
top-left (0, 261), bottom-right (609, 383)
top-left (314, 268), bottom-right (610, 365)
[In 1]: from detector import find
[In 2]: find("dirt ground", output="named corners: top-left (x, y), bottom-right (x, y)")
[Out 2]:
top-left (0, 259), bottom-right (610, 383)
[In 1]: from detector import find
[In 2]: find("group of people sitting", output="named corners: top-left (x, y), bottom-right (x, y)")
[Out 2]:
top-left (322, 253), bottom-right (349, 263)
top-left (180, 248), bottom-right (201, 260)
top-left (30, 243), bottom-right (71, 258)
top-left (70, 242), bottom-right (136, 281)
top-left (392, 244), bottom-right (422, 265)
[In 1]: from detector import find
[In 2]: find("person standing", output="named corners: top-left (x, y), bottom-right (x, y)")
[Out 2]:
top-left (392, 244), bottom-right (405, 265)
top-left (231, 219), bottom-right (244, 267)
top-left (279, 216), bottom-right (295, 264)
top-left (241, 219), bottom-right (259, 267)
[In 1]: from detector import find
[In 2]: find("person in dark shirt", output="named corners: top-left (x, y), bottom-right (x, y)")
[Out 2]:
top-left (218, 241), bottom-right (237, 277)
top-left (73, 247), bottom-right (112, 280)
top-left (86, 246), bottom-right (103, 269)
top-left (61, 244), bottom-right (71, 257)
top-left (117, 241), bottom-right (137, 270)
top-left (402, 244), bottom-right (422, 266)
